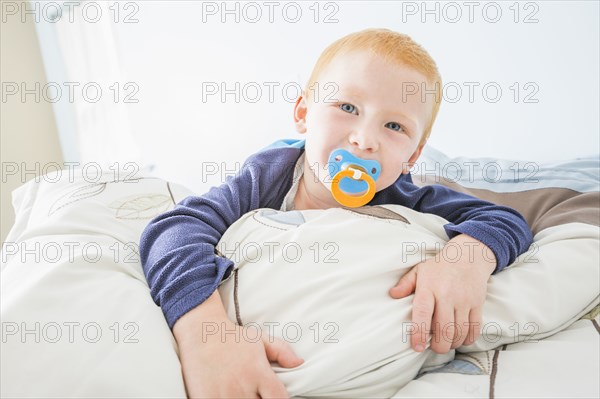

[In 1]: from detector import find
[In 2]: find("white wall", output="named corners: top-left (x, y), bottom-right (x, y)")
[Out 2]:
top-left (27, 1), bottom-right (600, 196)
top-left (107, 1), bottom-right (599, 195)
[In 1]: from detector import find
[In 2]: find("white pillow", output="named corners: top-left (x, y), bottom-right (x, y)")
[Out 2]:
top-left (416, 145), bottom-right (599, 193)
top-left (2, 165), bottom-right (598, 398)
top-left (1, 171), bottom-right (191, 398)
top-left (217, 206), bottom-right (599, 397)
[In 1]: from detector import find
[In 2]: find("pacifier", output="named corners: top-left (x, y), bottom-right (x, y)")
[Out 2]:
top-left (327, 149), bottom-right (381, 208)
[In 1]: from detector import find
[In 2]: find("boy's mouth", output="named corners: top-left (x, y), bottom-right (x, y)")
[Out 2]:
top-left (327, 149), bottom-right (382, 207)
top-left (327, 149), bottom-right (381, 187)
top-left (343, 164), bottom-right (367, 175)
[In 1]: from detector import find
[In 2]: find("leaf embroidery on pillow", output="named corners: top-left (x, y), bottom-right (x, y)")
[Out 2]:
top-left (109, 194), bottom-right (173, 219)
top-left (48, 183), bottom-right (107, 216)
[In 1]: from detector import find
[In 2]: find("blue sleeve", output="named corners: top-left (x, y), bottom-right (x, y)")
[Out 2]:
top-left (373, 174), bottom-right (533, 273)
top-left (139, 147), bottom-right (299, 328)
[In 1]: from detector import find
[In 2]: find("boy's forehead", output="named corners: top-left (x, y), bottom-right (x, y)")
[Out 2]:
top-left (321, 51), bottom-right (430, 93)
top-left (334, 61), bottom-right (431, 100)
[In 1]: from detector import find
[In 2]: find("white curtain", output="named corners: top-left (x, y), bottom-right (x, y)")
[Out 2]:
top-left (45, 1), bottom-right (141, 167)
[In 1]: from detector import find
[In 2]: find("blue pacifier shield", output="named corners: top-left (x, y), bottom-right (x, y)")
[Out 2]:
top-left (327, 149), bottom-right (381, 194)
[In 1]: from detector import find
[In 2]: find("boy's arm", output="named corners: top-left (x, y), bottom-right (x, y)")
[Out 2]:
top-left (377, 175), bottom-right (533, 354)
top-left (390, 232), bottom-right (496, 353)
top-left (139, 148), bottom-right (303, 398)
top-left (375, 175), bottom-right (533, 272)
top-left (173, 290), bottom-right (302, 398)
top-left (139, 147), bottom-right (300, 328)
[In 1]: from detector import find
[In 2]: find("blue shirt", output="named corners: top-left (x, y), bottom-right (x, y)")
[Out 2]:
top-left (139, 140), bottom-right (533, 328)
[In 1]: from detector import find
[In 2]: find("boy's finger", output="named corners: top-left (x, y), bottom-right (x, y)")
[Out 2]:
top-left (411, 287), bottom-right (435, 352)
top-left (464, 307), bottom-right (483, 345)
top-left (430, 302), bottom-right (454, 354)
top-left (263, 336), bottom-right (304, 368)
top-left (258, 373), bottom-right (290, 399)
top-left (389, 267), bottom-right (417, 298)
top-left (451, 309), bottom-right (470, 349)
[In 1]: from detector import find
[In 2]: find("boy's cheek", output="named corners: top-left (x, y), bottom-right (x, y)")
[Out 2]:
top-left (380, 169), bottom-right (405, 188)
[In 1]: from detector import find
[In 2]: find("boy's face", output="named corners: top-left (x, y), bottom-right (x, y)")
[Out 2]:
top-left (294, 50), bottom-right (434, 196)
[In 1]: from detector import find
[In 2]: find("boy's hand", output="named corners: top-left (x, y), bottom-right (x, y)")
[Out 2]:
top-left (174, 291), bottom-right (304, 398)
top-left (389, 234), bottom-right (496, 354)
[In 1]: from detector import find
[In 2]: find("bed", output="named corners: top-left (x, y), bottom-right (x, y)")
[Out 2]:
top-left (1, 147), bottom-right (598, 398)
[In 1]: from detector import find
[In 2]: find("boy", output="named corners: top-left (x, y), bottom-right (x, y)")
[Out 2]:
top-left (140, 29), bottom-right (533, 398)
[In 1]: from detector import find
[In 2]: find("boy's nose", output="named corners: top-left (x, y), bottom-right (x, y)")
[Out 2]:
top-left (348, 130), bottom-right (379, 153)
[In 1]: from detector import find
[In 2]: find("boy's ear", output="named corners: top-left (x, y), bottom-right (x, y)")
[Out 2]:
top-left (294, 96), bottom-right (308, 134)
top-left (403, 144), bottom-right (425, 174)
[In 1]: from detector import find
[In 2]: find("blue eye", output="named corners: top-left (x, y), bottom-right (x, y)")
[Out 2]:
top-left (340, 103), bottom-right (357, 114)
top-left (385, 122), bottom-right (405, 133)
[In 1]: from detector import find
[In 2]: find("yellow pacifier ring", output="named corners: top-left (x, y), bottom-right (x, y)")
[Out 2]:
top-left (331, 168), bottom-right (376, 208)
